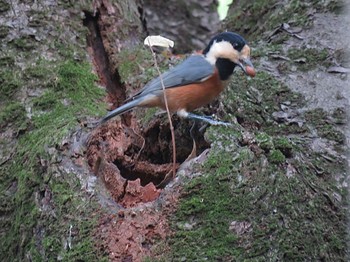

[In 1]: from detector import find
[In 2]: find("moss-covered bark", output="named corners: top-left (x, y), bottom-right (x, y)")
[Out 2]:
top-left (157, 0), bottom-right (349, 261)
top-left (165, 72), bottom-right (347, 261)
top-left (1, 0), bottom-right (348, 261)
top-left (0, 0), bottom-right (142, 260)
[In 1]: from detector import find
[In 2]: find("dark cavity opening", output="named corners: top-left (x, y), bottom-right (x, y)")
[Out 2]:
top-left (113, 118), bottom-right (210, 187)
top-left (83, 11), bottom-right (126, 107)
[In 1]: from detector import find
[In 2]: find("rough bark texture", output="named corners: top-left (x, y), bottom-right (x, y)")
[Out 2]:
top-left (0, 0), bottom-right (147, 260)
top-left (0, 0), bottom-right (214, 260)
top-left (1, 0), bottom-right (349, 261)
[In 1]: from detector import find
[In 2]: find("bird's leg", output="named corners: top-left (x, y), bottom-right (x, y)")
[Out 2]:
top-left (177, 109), bottom-right (232, 126)
top-left (187, 112), bottom-right (232, 127)
top-left (177, 109), bottom-right (232, 127)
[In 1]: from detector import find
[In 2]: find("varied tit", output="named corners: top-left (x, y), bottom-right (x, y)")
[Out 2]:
top-left (102, 31), bottom-right (255, 125)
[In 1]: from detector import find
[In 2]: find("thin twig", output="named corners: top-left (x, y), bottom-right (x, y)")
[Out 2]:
top-left (131, 126), bottom-right (145, 160)
top-left (146, 42), bottom-right (177, 178)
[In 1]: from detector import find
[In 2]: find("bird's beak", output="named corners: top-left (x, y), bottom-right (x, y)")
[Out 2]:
top-left (238, 58), bottom-right (256, 77)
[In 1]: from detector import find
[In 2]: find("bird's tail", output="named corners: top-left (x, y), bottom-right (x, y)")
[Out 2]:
top-left (101, 98), bottom-right (141, 123)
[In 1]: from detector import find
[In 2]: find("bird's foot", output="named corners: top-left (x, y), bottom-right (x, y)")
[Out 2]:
top-left (187, 113), bottom-right (232, 127)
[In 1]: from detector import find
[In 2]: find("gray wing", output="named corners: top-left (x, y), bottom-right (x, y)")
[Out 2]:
top-left (132, 55), bottom-right (214, 99)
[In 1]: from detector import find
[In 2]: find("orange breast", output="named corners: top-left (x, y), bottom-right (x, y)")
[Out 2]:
top-left (161, 70), bottom-right (224, 112)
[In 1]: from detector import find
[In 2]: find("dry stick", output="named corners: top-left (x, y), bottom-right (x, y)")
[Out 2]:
top-left (132, 127), bottom-right (145, 161)
top-left (147, 43), bottom-right (177, 178)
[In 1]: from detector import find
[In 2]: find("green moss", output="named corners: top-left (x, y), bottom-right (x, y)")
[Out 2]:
top-left (53, 39), bottom-right (86, 61)
top-left (24, 60), bottom-right (55, 80)
top-left (223, 71), bottom-right (303, 131)
top-left (0, 25), bottom-right (9, 38)
top-left (288, 47), bottom-right (330, 70)
top-left (305, 108), bottom-right (326, 124)
top-left (225, 0), bottom-right (342, 41)
top-left (0, 1), bottom-right (108, 259)
top-left (318, 124), bottom-right (345, 144)
top-left (0, 68), bottom-right (22, 99)
top-left (54, 40), bottom-right (75, 58)
top-left (225, 0), bottom-right (304, 41)
top-left (256, 132), bottom-right (274, 152)
top-left (117, 46), bottom-right (153, 83)
top-left (57, 0), bottom-right (75, 8)
top-left (39, 177), bottom-right (103, 261)
top-left (168, 140), bottom-right (246, 260)
top-left (252, 43), bottom-right (283, 60)
top-left (274, 137), bottom-right (293, 157)
top-left (332, 107), bottom-right (346, 125)
top-left (0, 0), bottom-right (10, 13)
top-left (166, 127), bottom-right (346, 260)
top-left (0, 54), bottom-right (15, 67)
top-left (268, 149), bottom-right (286, 164)
top-left (163, 45), bottom-right (347, 260)
top-left (313, 0), bottom-right (346, 13)
top-left (305, 108), bottom-right (345, 143)
top-left (116, 45), bottom-right (178, 90)
top-left (0, 102), bottom-right (27, 128)
top-left (12, 36), bottom-right (36, 50)
top-left (19, 61), bottom-right (104, 160)
top-left (27, 10), bottom-right (48, 27)
top-left (32, 90), bottom-right (58, 111)
top-left (140, 107), bottom-right (158, 125)
top-left (0, 59), bottom-right (106, 261)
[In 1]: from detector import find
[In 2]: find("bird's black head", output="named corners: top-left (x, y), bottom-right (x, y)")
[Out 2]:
top-left (203, 32), bottom-right (247, 54)
top-left (203, 31), bottom-right (255, 80)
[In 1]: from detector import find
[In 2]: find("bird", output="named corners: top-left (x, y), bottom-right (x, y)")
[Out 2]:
top-left (102, 31), bottom-right (255, 125)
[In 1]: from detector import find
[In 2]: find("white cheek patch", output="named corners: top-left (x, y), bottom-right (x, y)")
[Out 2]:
top-left (205, 40), bottom-right (240, 64)
top-left (216, 41), bottom-right (239, 62)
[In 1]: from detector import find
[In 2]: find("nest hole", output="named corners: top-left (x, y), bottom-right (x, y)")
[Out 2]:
top-left (87, 116), bottom-right (210, 206)
top-left (115, 118), bottom-right (210, 185)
